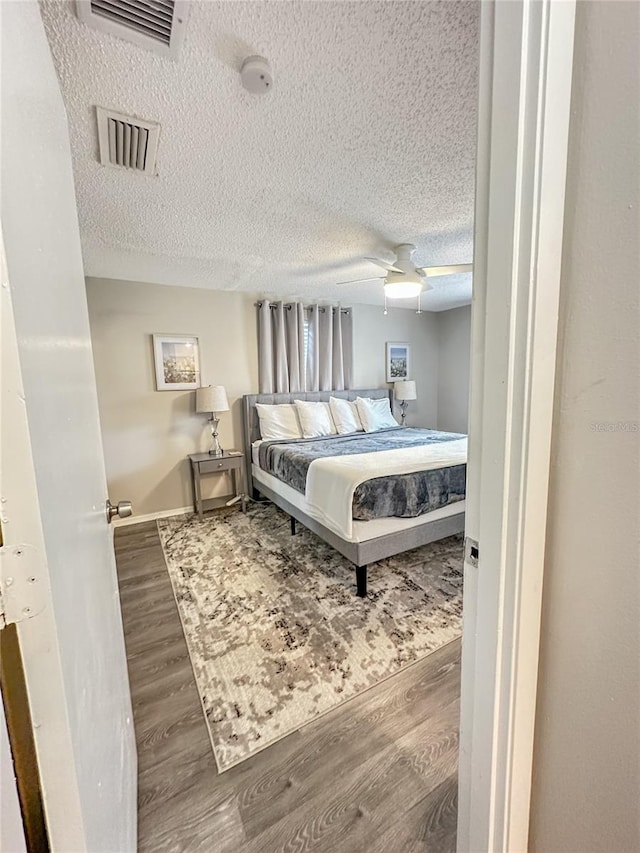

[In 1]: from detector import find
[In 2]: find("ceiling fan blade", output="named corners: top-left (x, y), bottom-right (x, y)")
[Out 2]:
top-left (336, 277), bottom-right (385, 286)
top-left (364, 257), bottom-right (404, 274)
top-left (418, 263), bottom-right (473, 278)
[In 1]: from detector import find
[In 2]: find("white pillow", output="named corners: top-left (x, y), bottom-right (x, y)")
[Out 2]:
top-left (355, 396), bottom-right (399, 432)
top-left (293, 400), bottom-right (337, 438)
top-left (255, 403), bottom-right (302, 440)
top-left (329, 397), bottom-right (363, 434)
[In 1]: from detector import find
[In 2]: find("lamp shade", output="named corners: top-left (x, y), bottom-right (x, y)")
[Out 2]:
top-left (394, 380), bottom-right (417, 401)
top-left (196, 385), bottom-right (229, 413)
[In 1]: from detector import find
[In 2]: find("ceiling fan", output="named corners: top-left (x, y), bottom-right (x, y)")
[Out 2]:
top-left (338, 243), bottom-right (473, 301)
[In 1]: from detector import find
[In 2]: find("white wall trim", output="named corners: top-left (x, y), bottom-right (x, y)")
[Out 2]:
top-left (458, 1), bottom-right (576, 851)
top-left (112, 506), bottom-right (194, 527)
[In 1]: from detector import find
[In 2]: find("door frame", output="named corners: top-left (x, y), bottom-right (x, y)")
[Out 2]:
top-left (1, 0), bottom-right (576, 849)
top-left (458, 1), bottom-right (576, 851)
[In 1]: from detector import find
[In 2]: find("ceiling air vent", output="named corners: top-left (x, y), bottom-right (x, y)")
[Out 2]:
top-left (96, 107), bottom-right (160, 175)
top-left (75, 0), bottom-right (188, 59)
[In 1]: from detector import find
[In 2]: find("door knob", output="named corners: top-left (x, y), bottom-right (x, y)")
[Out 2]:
top-left (106, 499), bottom-right (133, 524)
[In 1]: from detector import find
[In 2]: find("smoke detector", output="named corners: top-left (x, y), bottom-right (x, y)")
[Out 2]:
top-left (240, 56), bottom-right (273, 95)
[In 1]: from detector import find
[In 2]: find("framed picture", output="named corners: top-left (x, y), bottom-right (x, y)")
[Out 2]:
top-left (386, 341), bottom-right (411, 383)
top-left (152, 334), bottom-right (201, 391)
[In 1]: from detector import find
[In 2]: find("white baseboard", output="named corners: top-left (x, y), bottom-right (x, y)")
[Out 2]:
top-left (112, 505), bottom-right (193, 527)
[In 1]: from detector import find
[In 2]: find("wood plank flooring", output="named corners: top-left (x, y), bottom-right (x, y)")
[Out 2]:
top-left (114, 519), bottom-right (461, 853)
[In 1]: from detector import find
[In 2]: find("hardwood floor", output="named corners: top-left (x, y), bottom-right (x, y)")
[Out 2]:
top-left (114, 520), bottom-right (461, 853)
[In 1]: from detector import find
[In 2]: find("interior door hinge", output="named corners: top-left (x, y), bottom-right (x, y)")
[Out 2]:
top-left (0, 544), bottom-right (46, 626)
top-left (465, 536), bottom-right (479, 568)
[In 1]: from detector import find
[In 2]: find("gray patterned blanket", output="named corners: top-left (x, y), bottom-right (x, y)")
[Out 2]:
top-left (257, 428), bottom-right (466, 521)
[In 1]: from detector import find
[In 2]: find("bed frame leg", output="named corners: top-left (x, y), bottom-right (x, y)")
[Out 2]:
top-left (290, 516), bottom-right (297, 535)
top-left (356, 565), bottom-right (368, 598)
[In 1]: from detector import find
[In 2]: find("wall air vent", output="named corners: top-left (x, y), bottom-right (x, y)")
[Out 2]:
top-left (96, 107), bottom-right (160, 175)
top-left (75, 0), bottom-right (188, 59)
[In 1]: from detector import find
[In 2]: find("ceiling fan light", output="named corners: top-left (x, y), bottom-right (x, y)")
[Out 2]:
top-left (384, 281), bottom-right (423, 299)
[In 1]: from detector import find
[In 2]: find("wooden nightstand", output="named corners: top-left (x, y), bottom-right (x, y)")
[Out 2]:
top-left (188, 451), bottom-right (245, 519)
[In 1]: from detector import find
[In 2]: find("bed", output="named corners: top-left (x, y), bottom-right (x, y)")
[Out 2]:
top-left (243, 389), bottom-right (466, 596)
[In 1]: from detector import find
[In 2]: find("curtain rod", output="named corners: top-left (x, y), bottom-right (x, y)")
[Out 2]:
top-left (255, 302), bottom-right (351, 314)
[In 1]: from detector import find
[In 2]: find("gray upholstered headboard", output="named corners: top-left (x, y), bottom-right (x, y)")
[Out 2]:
top-left (243, 388), bottom-right (392, 493)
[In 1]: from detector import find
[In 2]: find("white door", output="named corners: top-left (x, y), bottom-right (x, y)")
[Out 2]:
top-left (0, 2), bottom-right (137, 851)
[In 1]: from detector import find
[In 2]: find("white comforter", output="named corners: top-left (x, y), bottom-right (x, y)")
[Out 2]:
top-left (305, 437), bottom-right (468, 539)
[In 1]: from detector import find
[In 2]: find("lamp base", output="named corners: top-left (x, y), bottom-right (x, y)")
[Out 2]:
top-left (400, 400), bottom-right (408, 426)
top-left (208, 415), bottom-right (223, 456)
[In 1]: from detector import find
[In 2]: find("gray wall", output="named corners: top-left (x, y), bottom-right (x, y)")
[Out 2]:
top-left (86, 279), bottom-right (259, 516)
top-left (529, 2), bottom-right (640, 850)
top-left (352, 302), bottom-right (439, 428)
top-left (436, 305), bottom-right (471, 433)
top-left (86, 278), bottom-right (441, 516)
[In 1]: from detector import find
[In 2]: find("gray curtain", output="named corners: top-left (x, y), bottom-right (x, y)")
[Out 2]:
top-left (343, 309), bottom-right (354, 389)
top-left (258, 300), bottom-right (306, 393)
top-left (317, 306), bottom-right (333, 391)
top-left (306, 305), bottom-right (319, 392)
top-left (258, 300), bottom-right (306, 394)
top-left (286, 302), bottom-right (305, 392)
top-left (258, 301), bottom-right (353, 393)
top-left (272, 302), bottom-right (289, 392)
top-left (257, 301), bottom-right (275, 393)
top-left (331, 304), bottom-right (353, 390)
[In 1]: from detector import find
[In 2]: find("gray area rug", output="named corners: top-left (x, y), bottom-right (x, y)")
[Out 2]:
top-left (157, 504), bottom-right (463, 772)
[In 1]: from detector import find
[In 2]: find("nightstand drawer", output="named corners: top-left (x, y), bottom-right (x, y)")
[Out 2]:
top-left (198, 457), bottom-right (240, 474)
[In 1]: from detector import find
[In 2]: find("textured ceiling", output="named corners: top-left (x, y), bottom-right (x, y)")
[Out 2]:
top-left (41, 0), bottom-right (479, 310)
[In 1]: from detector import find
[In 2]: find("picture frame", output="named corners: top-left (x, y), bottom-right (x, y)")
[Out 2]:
top-left (386, 341), bottom-right (411, 383)
top-left (152, 334), bottom-right (201, 391)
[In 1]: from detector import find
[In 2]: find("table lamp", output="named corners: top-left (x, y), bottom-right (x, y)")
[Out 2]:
top-left (394, 380), bottom-right (417, 425)
top-left (196, 385), bottom-right (229, 456)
